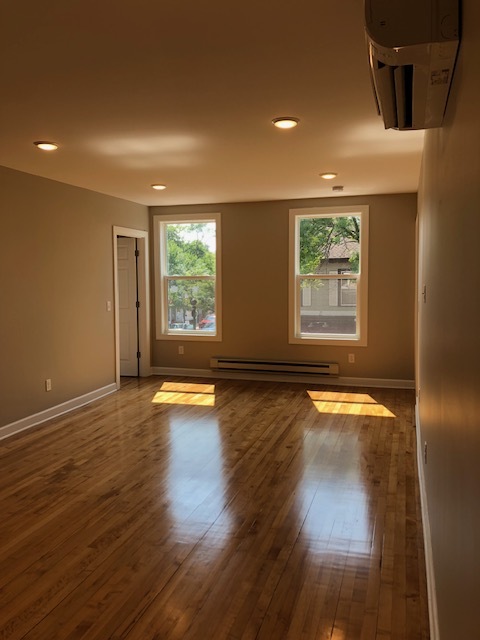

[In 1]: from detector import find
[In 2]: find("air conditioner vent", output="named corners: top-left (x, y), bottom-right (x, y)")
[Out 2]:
top-left (365, 0), bottom-right (460, 130)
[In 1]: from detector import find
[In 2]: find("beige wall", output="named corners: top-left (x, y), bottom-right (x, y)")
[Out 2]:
top-left (0, 166), bottom-right (148, 427)
top-left (151, 192), bottom-right (416, 380)
top-left (417, 1), bottom-right (480, 637)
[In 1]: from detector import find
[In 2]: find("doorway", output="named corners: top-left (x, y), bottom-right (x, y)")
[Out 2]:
top-left (113, 227), bottom-right (150, 388)
top-left (117, 236), bottom-right (139, 376)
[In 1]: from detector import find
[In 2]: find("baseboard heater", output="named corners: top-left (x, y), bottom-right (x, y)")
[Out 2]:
top-left (210, 357), bottom-right (339, 377)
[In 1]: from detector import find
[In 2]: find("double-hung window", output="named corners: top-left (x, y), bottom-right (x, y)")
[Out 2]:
top-left (289, 206), bottom-right (369, 346)
top-left (154, 213), bottom-right (221, 340)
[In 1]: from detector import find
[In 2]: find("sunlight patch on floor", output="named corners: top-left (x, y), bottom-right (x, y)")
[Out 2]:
top-left (307, 390), bottom-right (396, 417)
top-left (152, 382), bottom-right (215, 406)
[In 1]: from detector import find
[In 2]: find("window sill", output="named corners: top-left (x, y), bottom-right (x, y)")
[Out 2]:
top-left (289, 335), bottom-right (367, 347)
top-left (157, 332), bottom-right (222, 342)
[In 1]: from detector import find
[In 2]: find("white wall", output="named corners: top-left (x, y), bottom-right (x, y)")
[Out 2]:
top-left (417, 2), bottom-right (480, 637)
top-left (0, 166), bottom-right (148, 427)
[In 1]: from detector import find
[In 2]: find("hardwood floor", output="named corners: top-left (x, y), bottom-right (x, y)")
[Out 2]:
top-left (0, 377), bottom-right (429, 639)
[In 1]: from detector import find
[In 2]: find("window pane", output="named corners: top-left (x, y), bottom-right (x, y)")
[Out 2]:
top-left (167, 279), bottom-right (215, 331)
top-left (289, 206), bottom-right (367, 346)
top-left (300, 277), bottom-right (357, 336)
top-left (299, 216), bottom-right (360, 275)
top-left (166, 223), bottom-right (216, 276)
top-left (340, 277), bottom-right (357, 307)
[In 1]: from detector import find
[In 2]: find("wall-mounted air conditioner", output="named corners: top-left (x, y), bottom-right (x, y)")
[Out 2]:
top-left (365, 0), bottom-right (460, 130)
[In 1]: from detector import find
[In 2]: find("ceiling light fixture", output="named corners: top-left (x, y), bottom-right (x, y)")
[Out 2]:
top-left (320, 172), bottom-right (337, 180)
top-left (272, 117), bottom-right (300, 129)
top-left (151, 184), bottom-right (167, 190)
top-left (34, 141), bottom-right (58, 151)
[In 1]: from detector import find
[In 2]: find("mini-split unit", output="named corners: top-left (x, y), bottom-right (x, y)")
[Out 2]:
top-left (365, 0), bottom-right (460, 130)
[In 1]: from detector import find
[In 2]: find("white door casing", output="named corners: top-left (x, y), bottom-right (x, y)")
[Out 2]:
top-left (113, 227), bottom-right (150, 388)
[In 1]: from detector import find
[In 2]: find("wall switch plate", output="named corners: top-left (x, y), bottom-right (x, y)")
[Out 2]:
top-left (45, 379), bottom-right (52, 392)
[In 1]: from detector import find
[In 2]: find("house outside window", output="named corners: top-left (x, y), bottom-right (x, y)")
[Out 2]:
top-left (154, 213), bottom-right (222, 341)
top-left (289, 206), bottom-right (369, 346)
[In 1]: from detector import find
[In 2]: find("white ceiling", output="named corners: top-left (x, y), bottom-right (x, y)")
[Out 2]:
top-left (0, 0), bottom-right (424, 207)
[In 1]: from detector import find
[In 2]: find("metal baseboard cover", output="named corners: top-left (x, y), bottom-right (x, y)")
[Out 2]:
top-left (210, 357), bottom-right (339, 376)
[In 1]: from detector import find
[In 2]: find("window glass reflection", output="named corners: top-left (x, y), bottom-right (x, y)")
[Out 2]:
top-left (167, 415), bottom-right (231, 542)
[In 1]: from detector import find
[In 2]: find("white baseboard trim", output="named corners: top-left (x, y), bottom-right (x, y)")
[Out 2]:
top-left (0, 383), bottom-right (117, 442)
top-left (151, 367), bottom-right (414, 389)
top-left (415, 401), bottom-right (440, 640)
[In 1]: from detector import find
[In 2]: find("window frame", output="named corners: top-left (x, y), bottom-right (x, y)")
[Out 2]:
top-left (154, 212), bottom-right (222, 342)
top-left (288, 205), bottom-right (369, 346)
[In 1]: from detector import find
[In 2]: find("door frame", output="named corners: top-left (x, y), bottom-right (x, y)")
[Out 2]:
top-left (113, 226), bottom-right (151, 389)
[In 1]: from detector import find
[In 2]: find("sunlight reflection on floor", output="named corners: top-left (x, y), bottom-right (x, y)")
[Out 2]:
top-left (299, 390), bottom-right (395, 558)
top-left (307, 390), bottom-right (396, 417)
top-left (152, 381), bottom-right (216, 406)
top-left (167, 414), bottom-right (232, 542)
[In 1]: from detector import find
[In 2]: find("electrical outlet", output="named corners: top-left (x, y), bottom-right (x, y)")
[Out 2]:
top-left (106, 300), bottom-right (112, 312)
top-left (348, 353), bottom-right (355, 364)
top-left (45, 379), bottom-right (52, 392)
top-left (178, 345), bottom-right (184, 355)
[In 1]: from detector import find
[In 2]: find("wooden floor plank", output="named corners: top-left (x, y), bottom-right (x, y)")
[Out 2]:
top-left (0, 377), bottom-right (429, 639)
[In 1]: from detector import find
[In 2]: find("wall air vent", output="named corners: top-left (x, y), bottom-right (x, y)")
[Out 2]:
top-left (365, 0), bottom-right (460, 130)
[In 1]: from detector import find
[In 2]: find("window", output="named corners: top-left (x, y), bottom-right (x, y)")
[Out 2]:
top-left (154, 213), bottom-right (221, 341)
top-left (289, 206), bottom-right (369, 346)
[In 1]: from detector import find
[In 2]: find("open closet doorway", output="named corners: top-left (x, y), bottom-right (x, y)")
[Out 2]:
top-left (113, 227), bottom-right (150, 388)
top-left (117, 236), bottom-right (139, 376)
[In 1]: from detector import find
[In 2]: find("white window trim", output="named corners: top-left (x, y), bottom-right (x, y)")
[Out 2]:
top-left (154, 212), bottom-right (222, 342)
top-left (288, 205), bottom-right (369, 347)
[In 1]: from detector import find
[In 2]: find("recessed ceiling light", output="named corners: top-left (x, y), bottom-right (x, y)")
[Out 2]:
top-left (272, 117), bottom-right (300, 129)
top-left (151, 184), bottom-right (167, 190)
top-left (320, 172), bottom-right (337, 180)
top-left (34, 141), bottom-right (58, 151)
